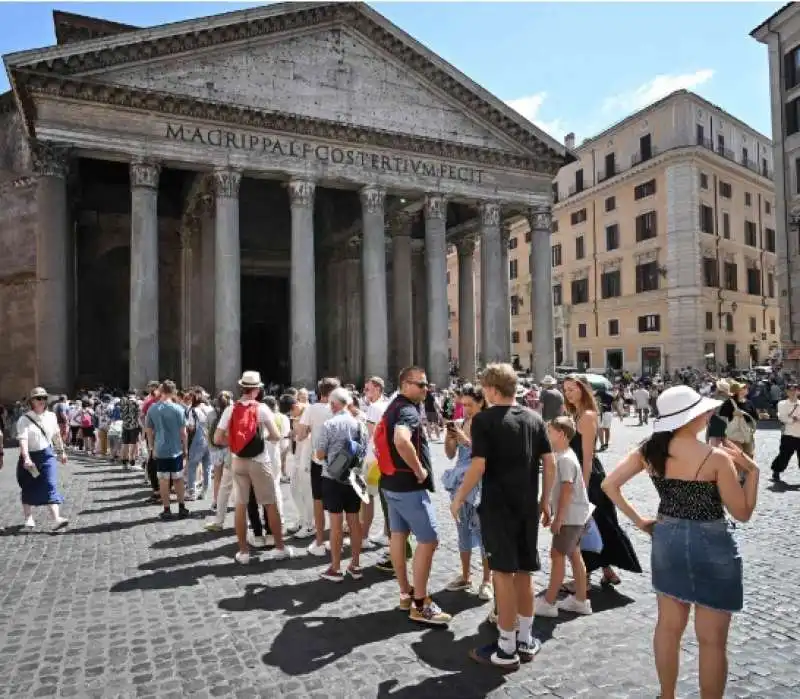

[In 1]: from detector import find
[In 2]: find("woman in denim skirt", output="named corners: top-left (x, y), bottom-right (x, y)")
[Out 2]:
top-left (602, 386), bottom-right (760, 699)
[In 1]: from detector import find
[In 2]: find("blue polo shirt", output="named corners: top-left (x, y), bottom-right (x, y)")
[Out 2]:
top-left (146, 401), bottom-right (186, 459)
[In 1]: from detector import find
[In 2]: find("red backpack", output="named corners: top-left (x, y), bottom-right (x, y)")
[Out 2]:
top-left (374, 401), bottom-right (415, 477)
top-left (228, 402), bottom-right (264, 458)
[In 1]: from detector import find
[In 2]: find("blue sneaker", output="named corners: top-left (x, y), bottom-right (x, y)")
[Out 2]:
top-left (469, 643), bottom-right (520, 670)
top-left (516, 637), bottom-right (542, 663)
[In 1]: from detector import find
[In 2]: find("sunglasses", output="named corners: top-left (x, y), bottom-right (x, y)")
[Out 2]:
top-left (31, 397), bottom-right (47, 402)
top-left (408, 380), bottom-right (429, 389)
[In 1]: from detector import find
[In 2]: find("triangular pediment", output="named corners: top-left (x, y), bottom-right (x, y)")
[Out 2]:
top-left (4, 2), bottom-right (571, 171)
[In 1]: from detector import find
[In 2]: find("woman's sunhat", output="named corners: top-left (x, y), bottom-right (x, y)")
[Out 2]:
top-left (652, 386), bottom-right (721, 434)
top-left (29, 387), bottom-right (48, 400)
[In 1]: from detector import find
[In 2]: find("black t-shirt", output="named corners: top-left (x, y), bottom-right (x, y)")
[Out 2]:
top-left (471, 404), bottom-right (551, 516)
top-left (381, 396), bottom-right (433, 492)
top-left (424, 393), bottom-right (437, 414)
top-left (597, 390), bottom-right (613, 412)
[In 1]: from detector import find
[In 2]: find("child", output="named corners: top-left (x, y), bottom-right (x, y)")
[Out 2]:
top-left (537, 416), bottom-right (594, 617)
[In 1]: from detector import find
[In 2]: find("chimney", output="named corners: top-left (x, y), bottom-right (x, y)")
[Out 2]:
top-left (564, 132), bottom-right (575, 150)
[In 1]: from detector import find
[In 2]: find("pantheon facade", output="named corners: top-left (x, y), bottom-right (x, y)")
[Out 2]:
top-left (0, 4), bottom-right (569, 400)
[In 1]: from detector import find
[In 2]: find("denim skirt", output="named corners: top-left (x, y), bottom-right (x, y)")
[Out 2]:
top-left (651, 516), bottom-right (743, 613)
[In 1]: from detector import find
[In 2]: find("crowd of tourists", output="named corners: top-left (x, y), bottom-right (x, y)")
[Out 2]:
top-left (0, 358), bottom-right (788, 698)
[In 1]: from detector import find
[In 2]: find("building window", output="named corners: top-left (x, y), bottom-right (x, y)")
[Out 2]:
top-left (638, 314), bottom-right (661, 332)
top-left (703, 258), bottom-right (719, 287)
top-left (551, 244), bottom-right (562, 267)
top-left (787, 96), bottom-right (800, 136)
top-left (571, 278), bottom-right (589, 304)
top-left (604, 152), bottom-right (616, 179)
top-left (765, 228), bottom-right (776, 252)
top-left (742, 147), bottom-right (749, 167)
top-left (696, 123), bottom-right (705, 145)
top-left (526, 329), bottom-right (533, 343)
top-left (749, 316), bottom-right (757, 333)
top-left (510, 295), bottom-right (520, 316)
top-left (700, 204), bottom-right (714, 234)
top-left (508, 236), bottom-right (518, 250)
top-left (717, 133), bottom-right (725, 154)
top-left (766, 200), bottom-right (772, 215)
top-left (768, 272), bottom-right (775, 298)
top-left (744, 220), bottom-right (757, 247)
top-left (524, 230), bottom-right (531, 243)
top-left (446, 271), bottom-right (450, 285)
top-left (764, 158), bottom-right (770, 178)
top-left (570, 208), bottom-right (587, 225)
top-left (601, 270), bottom-right (622, 299)
top-left (512, 331), bottom-right (520, 344)
top-left (575, 169), bottom-right (584, 193)
top-left (796, 158), bottom-right (800, 194)
top-left (605, 196), bottom-right (616, 212)
top-left (578, 323), bottom-right (587, 339)
top-left (722, 212), bottom-right (730, 239)
top-left (509, 259), bottom-right (518, 279)
top-left (725, 314), bottom-right (734, 332)
top-left (575, 235), bottom-right (585, 260)
top-left (576, 351), bottom-right (591, 371)
top-left (634, 179), bottom-right (656, 200)
top-left (724, 262), bottom-right (738, 291)
top-left (786, 44), bottom-right (800, 91)
top-left (770, 318), bottom-right (776, 334)
top-left (746, 267), bottom-right (761, 295)
top-left (608, 319), bottom-right (620, 336)
top-left (635, 261), bottom-right (659, 292)
top-left (635, 211), bottom-right (657, 241)
top-left (719, 181), bottom-right (732, 199)
top-left (553, 283), bottom-right (562, 306)
top-left (706, 311), bottom-right (714, 331)
top-left (606, 224), bottom-right (619, 251)
top-left (552, 220), bottom-right (559, 233)
top-left (700, 172), bottom-right (709, 189)
top-left (744, 191), bottom-right (752, 207)
top-left (640, 134), bottom-right (652, 161)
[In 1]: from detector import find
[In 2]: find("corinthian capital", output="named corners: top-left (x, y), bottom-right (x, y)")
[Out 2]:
top-left (456, 235), bottom-right (476, 257)
top-left (31, 141), bottom-right (70, 178)
top-left (130, 160), bottom-right (160, 189)
top-left (389, 210), bottom-right (414, 237)
top-left (360, 185), bottom-right (386, 215)
top-left (479, 201), bottom-right (501, 227)
top-left (529, 204), bottom-right (552, 231)
top-left (288, 177), bottom-right (315, 208)
top-left (424, 193), bottom-right (447, 221)
top-left (213, 167), bottom-right (242, 199)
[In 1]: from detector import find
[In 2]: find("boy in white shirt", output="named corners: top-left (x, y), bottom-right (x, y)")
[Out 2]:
top-left (537, 416), bottom-right (594, 617)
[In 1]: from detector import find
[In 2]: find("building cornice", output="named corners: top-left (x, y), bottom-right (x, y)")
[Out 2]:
top-left (554, 145), bottom-right (775, 213)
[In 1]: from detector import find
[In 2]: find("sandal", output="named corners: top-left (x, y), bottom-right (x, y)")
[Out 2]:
top-left (601, 570), bottom-right (621, 586)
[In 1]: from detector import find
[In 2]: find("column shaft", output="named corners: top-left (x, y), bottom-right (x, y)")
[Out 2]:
top-left (391, 212), bottom-right (414, 377)
top-left (501, 223), bottom-right (512, 361)
top-left (530, 205), bottom-right (555, 380)
top-left (480, 202), bottom-right (505, 364)
top-left (344, 244), bottom-right (363, 382)
top-left (424, 194), bottom-right (449, 387)
top-left (412, 244), bottom-right (428, 367)
top-left (289, 178), bottom-right (316, 388)
top-left (129, 161), bottom-right (160, 389)
top-left (457, 237), bottom-right (477, 380)
top-left (199, 213), bottom-right (216, 390)
top-left (361, 186), bottom-right (388, 380)
top-left (213, 168), bottom-right (242, 392)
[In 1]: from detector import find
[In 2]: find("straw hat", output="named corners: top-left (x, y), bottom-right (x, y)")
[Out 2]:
top-left (652, 386), bottom-right (721, 433)
top-left (238, 371), bottom-right (264, 389)
top-left (541, 375), bottom-right (557, 387)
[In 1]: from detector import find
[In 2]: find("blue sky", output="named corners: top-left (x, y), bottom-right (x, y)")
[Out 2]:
top-left (0, 2), bottom-right (783, 142)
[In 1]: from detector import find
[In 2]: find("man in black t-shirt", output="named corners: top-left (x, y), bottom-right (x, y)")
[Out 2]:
top-left (451, 363), bottom-right (555, 670)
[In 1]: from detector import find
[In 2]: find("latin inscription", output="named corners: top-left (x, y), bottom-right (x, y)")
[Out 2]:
top-left (165, 124), bottom-right (485, 184)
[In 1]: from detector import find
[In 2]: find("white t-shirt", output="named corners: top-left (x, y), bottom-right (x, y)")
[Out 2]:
top-left (300, 402), bottom-right (332, 465)
top-left (365, 396), bottom-right (390, 463)
top-left (217, 400), bottom-right (277, 465)
top-left (633, 388), bottom-right (650, 409)
top-left (17, 410), bottom-right (60, 453)
top-left (551, 448), bottom-right (595, 526)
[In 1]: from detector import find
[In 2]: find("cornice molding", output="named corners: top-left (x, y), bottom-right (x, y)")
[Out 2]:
top-left (9, 3), bottom-right (568, 172)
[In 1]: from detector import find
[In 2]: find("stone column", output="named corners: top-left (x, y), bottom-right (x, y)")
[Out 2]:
top-left (411, 240), bottom-right (428, 367)
top-left (530, 205), bottom-right (555, 380)
top-left (344, 239), bottom-right (363, 382)
top-left (501, 221), bottom-right (513, 361)
top-left (289, 178), bottom-right (316, 389)
top-left (178, 225), bottom-right (193, 388)
top-left (129, 160), bottom-right (161, 390)
top-left (424, 194), bottom-right (449, 388)
top-left (199, 212), bottom-right (216, 390)
top-left (360, 185), bottom-right (388, 380)
top-left (213, 167), bottom-right (242, 392)
top-left (391, 211), bottom-right (414, 377)
top-left (457, 236), bottom-right (477, 381)
top-left (32, 143), bottom-right (72, 394)
top-left (479, 201), bottom-right (504, 364)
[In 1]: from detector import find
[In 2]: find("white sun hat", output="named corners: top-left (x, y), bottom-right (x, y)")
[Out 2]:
top-left (652, 385), bottom-right (722, 434)
top-left (238, 371), bottom-right (263, 388)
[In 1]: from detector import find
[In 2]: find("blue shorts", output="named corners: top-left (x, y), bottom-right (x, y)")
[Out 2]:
top-left (155, 455), bottom-right (184, 481)
top-left (383, 489), bottom-right (438, 544)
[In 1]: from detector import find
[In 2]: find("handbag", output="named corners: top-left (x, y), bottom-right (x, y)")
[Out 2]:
top-left (726, 409), bottom-right (754, 444)
top-left (580, 518), bottom-right (603, 553)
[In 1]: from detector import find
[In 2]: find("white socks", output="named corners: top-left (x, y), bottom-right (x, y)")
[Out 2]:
top-left (517, 615), bottom-right (534, 646)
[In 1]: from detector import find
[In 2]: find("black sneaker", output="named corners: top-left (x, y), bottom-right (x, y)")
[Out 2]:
top-left (468, 642), bottom-right (519, 671)
top-left (516, 637), bottom-right (542, 663)
top-left (159, 509), bottom-right (174, 521)
top-left (375, 553), bottom-right (394, 573)
top-left (178, 505), bottom-right (190, 519)
top-left (771, 472), bottom-right (782, 483)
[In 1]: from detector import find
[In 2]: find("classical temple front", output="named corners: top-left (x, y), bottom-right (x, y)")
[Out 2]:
top-left (0, 4), bottom-right (569, 401)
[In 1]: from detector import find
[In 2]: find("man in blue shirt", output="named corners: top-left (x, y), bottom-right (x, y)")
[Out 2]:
top-left (145, 380), bottom-right (189, 520)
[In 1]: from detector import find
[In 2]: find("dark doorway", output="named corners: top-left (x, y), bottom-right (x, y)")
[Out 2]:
top-left (241, 275), bottom-right (290, 387)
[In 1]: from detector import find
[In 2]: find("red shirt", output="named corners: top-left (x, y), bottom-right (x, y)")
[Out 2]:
top-left (141, 396), bottom-right (157, 420)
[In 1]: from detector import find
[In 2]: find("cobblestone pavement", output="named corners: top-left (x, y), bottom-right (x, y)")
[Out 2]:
top-left (1, 419), bottom-right (799, 698)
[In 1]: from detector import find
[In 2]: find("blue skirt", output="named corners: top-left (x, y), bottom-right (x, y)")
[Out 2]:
top-left (652, 516), bottom-right (743, 613)
top-left (17, 447), bottom-right (64, 506)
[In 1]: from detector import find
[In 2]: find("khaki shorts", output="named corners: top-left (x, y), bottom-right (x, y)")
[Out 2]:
top-left (232, 455), bottom-right (277, 506)
top-left (551, 524), bottom-right (585, 555)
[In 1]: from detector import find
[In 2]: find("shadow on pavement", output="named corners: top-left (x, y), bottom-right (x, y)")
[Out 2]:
top-left (768, 480), bottom-right (800, 492)
top-left (78, 500), bottom-right (151, 516)
top-left (70, 467), bottom-right (122, 475)
top-left (139, 541), bottom-right (240, 570)
top-left (94, 491), bottom-right (153, 503)
top-left (61, 516), bottom-right (161, 536)
top-left (88, 483), bottom-right (143, 492)
top-left (150, 529), bottom-right (231, 549)
top-left (261, 590), bottom-right (486, 675)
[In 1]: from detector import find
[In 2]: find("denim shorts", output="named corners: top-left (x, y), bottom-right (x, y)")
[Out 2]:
top-left (454, 500), bottom-right (483, 554)
top-left (383, 489), bottom-right (438, 544)
top-left (652, 516), bottom-right (743, 613)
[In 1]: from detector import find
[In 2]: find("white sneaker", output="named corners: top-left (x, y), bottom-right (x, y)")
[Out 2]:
top-left (294, 526), bottom-right (315, 539)
top-left (264, 546), bottom-right (295, 561)
top-left (264, 535), bottom-right (275, 547)
top-left (557, 595), bottom-right (593, 615)
top-left (361, 538), bottom-right (376, 550)
top-left (370, 533), bottom-right (390, 546)
top-left (203, 521), bottom-right (224, 532)
top-left (325, 538), bottom-right (350, 551)
top-left (477, 581), bottom-right (494, 601)
top-left (248, 533), bottom-right (267, 548)
top-left (535, 595), bottom-right (559, 618)
top-left (22, 517), bottom-right (35, 529)
top-left (307, 542), bottom-right (327, 557)
top-left (234, 551), bottom-right (250, 565)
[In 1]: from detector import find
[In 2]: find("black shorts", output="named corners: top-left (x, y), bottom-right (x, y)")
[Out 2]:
top-left (480, 509), bottom-right (540, 574)
top-left (311, 461), bottom-right (323, 500)
top-left (322, 477), bottom-right (361, 514)
top-left (122, 428), bottom-right (140, 445)
top-left (81, 427), bottom-right (96, 438)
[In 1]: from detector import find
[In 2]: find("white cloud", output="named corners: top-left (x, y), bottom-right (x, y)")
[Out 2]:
top-left (505, 92), bottom-right (569, 143)
top-left (601, 69), bottom-right (714, 117)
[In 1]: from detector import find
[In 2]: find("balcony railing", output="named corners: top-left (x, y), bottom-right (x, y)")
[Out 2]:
top-left (630, 147), bottom-right (659, 167)
top-left (567, 183), bottom-right (586, 197)
top-left (696, 138), bottom-right (772, 178)
top-left (597, 167), bottom-right (616, 182)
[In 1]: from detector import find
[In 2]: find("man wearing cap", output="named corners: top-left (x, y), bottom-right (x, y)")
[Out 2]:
top-left (771, 383), bottom-right (800, 483)
top-left (539, 376), bottom-right (564, 422)
top-left (215, 371), bottom-right (294, 564)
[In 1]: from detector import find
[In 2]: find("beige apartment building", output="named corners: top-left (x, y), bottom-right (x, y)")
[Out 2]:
top-left (447, 89), bottom-right (780, 377)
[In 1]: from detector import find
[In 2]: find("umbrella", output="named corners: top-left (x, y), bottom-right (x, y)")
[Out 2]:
top-left (579, 373), bottom-right (613, 391)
